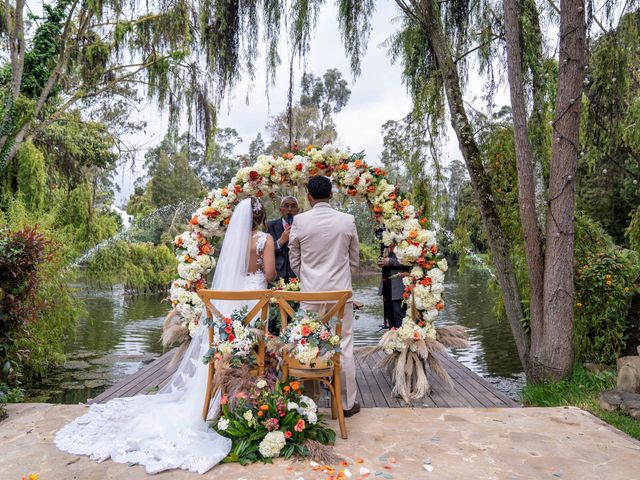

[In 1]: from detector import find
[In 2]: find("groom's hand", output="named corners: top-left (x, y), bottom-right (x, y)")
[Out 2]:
top-left (278, 228), bottom-right (291, 247)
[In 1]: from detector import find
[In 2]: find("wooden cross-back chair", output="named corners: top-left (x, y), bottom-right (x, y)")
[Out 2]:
top-left (269, 289), bottom-right (352, 439)
top-left (197, 289), bottom-right (272, 421)
top-left (197, 289), bottom-right (352, 439)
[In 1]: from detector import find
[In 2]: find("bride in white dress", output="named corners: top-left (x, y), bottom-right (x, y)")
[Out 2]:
top-left (55, 197), bottom-right (276, 474)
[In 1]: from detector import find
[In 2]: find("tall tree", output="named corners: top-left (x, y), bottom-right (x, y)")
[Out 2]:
top-left (503, 0), bottom-right (586, 378)
top-left (331, 0), bottom-right (593, 380)
top-left (300, 68), bottom-right (351, 133)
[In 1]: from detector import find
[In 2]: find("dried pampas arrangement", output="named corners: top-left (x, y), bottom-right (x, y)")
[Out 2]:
top-left (363, 325), bottom-right (469, 402)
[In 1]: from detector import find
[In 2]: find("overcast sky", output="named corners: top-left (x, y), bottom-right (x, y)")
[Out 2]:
top-left (113, 2), bottom-right (510, 206)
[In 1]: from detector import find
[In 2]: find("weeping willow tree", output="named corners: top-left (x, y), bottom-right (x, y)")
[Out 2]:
top-left (0, 0), bottom-right (331, 173)
top-left (334, 0), bottom-right (590, 382)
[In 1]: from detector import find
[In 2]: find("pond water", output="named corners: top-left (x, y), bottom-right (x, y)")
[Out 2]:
top-left (23, 267), bottom-right (524, 404)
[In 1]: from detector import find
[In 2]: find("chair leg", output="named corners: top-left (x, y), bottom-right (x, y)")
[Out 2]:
top-left (202, 361), bottom-right (214, 420)
top-left (329, 394), bottom-right (338, 420)
top-left (333, 371), bottom-right (347, 439)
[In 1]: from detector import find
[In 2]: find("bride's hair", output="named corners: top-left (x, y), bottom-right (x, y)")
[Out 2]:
top-left (250, 196), bottom-right (266, 230)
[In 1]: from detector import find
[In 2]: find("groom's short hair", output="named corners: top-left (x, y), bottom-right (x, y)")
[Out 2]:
top-left (307, 176), bottom-right (332, 200)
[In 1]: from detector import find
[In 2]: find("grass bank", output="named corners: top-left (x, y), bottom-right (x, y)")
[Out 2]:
top-left (521, 365), bottom-right (640, 440)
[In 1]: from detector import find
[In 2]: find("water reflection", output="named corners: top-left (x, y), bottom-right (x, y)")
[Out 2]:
top-left (24, 267), bottom-right (524, 403)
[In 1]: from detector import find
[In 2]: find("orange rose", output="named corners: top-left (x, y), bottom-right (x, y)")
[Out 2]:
top-left (435, 301), bottom-right (444, 311)
top-left (260, 404), bottom-right (269, 411)
top-left (283, 386), bottom-right (290, 393)
top-left (224, 218), bottom-right (230, 225)
top-left (283, 152), bottom-right (294, 159)
top-left (309, 168), bottom-right (318, 176)
top-left (189, 216), bottom-right (199, 225)
top-left (413, 331), bottom-right (421, 341)
top-left (201, 244), bottom-right (211, 254)
top-left (290, 381), bottom-right (300, 391)
top-left (373, 204), bottom-right (383, 214)
top-left (388, 193), bottom-right (397, 200)
top-left (400, 199), bottom-right (410, 208)
top-left (338, 163), bottom-right (348, 171)
top-left (256, 190), bottom-right (264, 198)
top-left (408, 230), bottom-right (418, 240)
top-left (221, 188), bottom-right (228, 196)
top-left (430, 245), bottom-right (439, 254)
top-left (234, 185), bottom-right (242, 193)
top-left (301, 325), bottom-right (311, 336)
top-left (306, 144), bottom-right (315, 152)
top-left (354, 159), bottom-right (363, 168)
top-left (257, 410), bottom-right (263, 417)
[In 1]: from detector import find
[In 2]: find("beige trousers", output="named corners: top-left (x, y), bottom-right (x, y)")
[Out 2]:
top-left (300, 301), bottom-right (357, 410)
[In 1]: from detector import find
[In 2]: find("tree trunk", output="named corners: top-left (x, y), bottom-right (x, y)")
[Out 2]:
top-left (525, 0), bottom-right (549, 219)
top-left (531, 0), bottom-right (585, 381)
top-left (502, 0), bottom-right (545, 362)
top-left (416, 0), bottom-right (531, 368)
top-left (0, 0), bottom-right (26, 156)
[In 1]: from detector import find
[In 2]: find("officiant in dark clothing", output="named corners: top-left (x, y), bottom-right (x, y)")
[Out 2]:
top-left (378, 249), bottom-right (410, 329)
top-left (266, 196), bottom-right (300, 282)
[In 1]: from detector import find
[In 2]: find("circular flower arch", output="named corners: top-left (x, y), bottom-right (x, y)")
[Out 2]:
top-left (166, 143), bottom-right (467, 400)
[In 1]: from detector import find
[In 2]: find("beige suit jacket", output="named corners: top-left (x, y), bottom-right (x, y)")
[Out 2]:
top-left (288, 202), bottom-right (359, 293)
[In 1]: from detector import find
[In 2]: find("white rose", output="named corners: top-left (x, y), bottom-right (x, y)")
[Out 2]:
top-left (256, 379), bottom-right (267, 389)
top-left (437, 258), bottom-right (448, 272)
top-left (243, 410), bottom-right (254, 422)
top-left (217, 417), bottom-right (229, 430)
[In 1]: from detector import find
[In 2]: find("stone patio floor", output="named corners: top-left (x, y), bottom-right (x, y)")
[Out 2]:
top-left (2, 403), bottom-right (640, 480)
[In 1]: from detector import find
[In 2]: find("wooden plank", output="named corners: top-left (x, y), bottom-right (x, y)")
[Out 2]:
top-left (441, 354), bottom-right (517, 407)
top-left (104, 354), bottom-right (173, 399)
top-left (443, 366), bottom-right (496, 408)
top-left (91, 350), bottom-right (175, 403)
top-left (91, 358), bottom-right (168, 403)
top-left (90, 346), bottom-right (517, 409)
top-left (362, 352), bottom-right (402, 408)
top-left (356, 353), bottom-right (389, 408)
top-left (354, 359), bottom-right (376, 408)
top-left (437, 353), bottom-right (518, 407)
top-left (434, 355), bottom-right (502, 408)
top-left (117, 360), bottom-right (177, 398)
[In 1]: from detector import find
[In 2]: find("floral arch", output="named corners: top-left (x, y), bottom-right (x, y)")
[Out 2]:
top-left (166, 143), bottom-right (467, 400)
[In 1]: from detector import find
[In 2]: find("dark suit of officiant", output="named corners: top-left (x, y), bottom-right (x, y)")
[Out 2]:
top-left (267, 218), bottom-right (297, 282)
top-left (379, 251), bottom-right (410, 328)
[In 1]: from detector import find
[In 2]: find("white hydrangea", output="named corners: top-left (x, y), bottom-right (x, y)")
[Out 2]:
top-left (394, 241), bottom-right (423, 265)
top-left (258, 431), bottom-right (286, 458)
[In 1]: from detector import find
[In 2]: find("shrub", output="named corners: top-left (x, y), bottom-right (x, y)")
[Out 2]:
top-left (0, 225), bottom-right (80, 382)
top-left (574, 247), bottom-right (640, 365)
top-left (0, 226), bottom-right (52, 383)
top-left (0, 383), bottom-right (24, 420)
top-left (358, 242), bottom-right (379, 269)
top-left (85, 240), bottom-right (178, 293)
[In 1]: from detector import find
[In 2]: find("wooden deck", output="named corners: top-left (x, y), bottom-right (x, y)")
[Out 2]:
top-left (90, 348), bottom-right (518, 408)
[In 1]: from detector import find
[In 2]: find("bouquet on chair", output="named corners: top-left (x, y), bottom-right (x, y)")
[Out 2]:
top-left (202, 306), bottom-right (261, 365)
top-left (281, 310), bottom-right (341, 367)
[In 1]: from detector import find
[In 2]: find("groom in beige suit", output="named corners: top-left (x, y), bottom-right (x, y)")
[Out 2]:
top-left (288, 175), bottom-right (360, 416)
